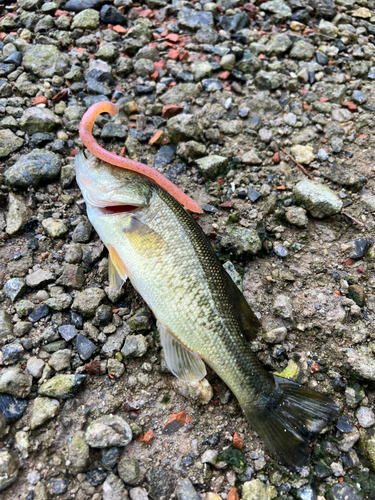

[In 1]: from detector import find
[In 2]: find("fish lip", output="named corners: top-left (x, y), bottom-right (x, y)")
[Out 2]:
top-left (97, 204), bottom-right (142, 215)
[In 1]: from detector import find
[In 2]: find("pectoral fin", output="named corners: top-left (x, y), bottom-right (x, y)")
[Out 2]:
top-left (107, 243), bottom-right (128, 292)
top-left (123, 216), bottom-right (167, 255)
top-left (158, 321), bottom-right (206, 382)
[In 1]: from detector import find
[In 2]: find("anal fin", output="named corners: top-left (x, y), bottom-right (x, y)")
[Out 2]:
top-left (107, 243), bottom-right (128, 292)
top-left (158, 321), bottom-right (206, 382)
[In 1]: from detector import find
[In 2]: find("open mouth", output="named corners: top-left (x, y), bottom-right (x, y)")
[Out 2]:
top-left (100, 204), bottom-right (140, 215)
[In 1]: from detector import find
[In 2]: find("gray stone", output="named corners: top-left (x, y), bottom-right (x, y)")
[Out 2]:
top-left (129, 488), bottom-right (149, 500)
top-left (72, 288), bottom-right (106, 316)
top-left (128, 308), bottom-right (152, 332)
top-left (23, 44), bottom-right (70, 78)
top-left (121, 335), bottom-right (148, 358)
top-left (286, 206), bottom-right (308, 228)
top-left (265, 34), bottom-right (292, 55)
top-left (103, 473), bottom-right (127, 500)
top-left (290, 145), bottom-right (315, 165)
top-left (2, 342), bottom-right (24, 366)
top-left (58, 325), bottom-right (78, 341)
top-left (5, 150), bottom-right (62, 188)
top-left (42, 218), bottom-right (68, 238)
top-left (327, 483), bottom-right (362, 500)
top-left (38, 374), bottom-right (86, 399)
top-left (255, 71), bottom-right (283, 90)
top-left (145, 467), bottom-right (177, 500)
top-left (118, 455), bottom-right (142, 486)
top-left (356, 407), bottom-right (375, 428)
top-left (290, 39), bottom-right (316, 60)
top-left (242, 479), bottom-right (277, 500)
top-left (220, 226), bottom-right (262, 257)
top-left (194, 27), bottom-right (218, 44)
top-left (19, 107), bottom-right (61, 135)
top-left (26, 357), bottom-right (45, 378)
top-left (67, 431), bottom-right (90, 474)
top-left (26, 269), bottom-right (55, 288)
top-left (260, 0), bottom-right (291, 18)
top-left (56, 263), bottom-right (85, 289)
top-left (0, 450), bottom-right (18, 492)
top-left (167, 114), bottom-right (203, 143)
top-left (191, 61), bottom-right (213, 81)
top-left (178, 7), bottom-right (214, 30)
top-left (273, 294), bottom-right (293, 320)
top-left (0, 311), bottom-right (13, 344)
top-left (72, 8), bottom-right (99, 29)
top-left (76, 334), bottom-right (98, 360)
top-left (258, 128), bottom-right (273, 143)
top-left (0, 129), bottom-right (23, 155)
top-left (294, 179), bottom-right (343, 218)
top-left (361, 193), bottom-right (375, 213)
top-left (263, 327), bottom-right (287, 344)
top-left (85, 414), bottom-right (132, 448)
top-left (241, 151), bottom-right (262, 165)
top-left (48, 349), bottom-right (71, 372)
top-left (4, 279), bottom-right (26, 302)
top-left (0, 413), bottom-right (8, 439)
top-left (160, 84), bottom-right (199, 105)
top-left (45, 294), bottom-right (73, 312)
top-left (30, 397), bottom-right (60, 429)
top-left (220, 54), bottom-right (236, 71)
top-left (134, 58), bottom-right (154, 77)
top-left (15, 300), bottom-right (34, 318)
top-left (196, 155), bottom-right (228, 180)
top-left (176, 478), bottom-right (200, 500)
top-left (0, 367), bottom-right (32, 398)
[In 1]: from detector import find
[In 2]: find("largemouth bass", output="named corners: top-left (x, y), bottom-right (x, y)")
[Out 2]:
top-left (76, 103), bottom-right (338, 471)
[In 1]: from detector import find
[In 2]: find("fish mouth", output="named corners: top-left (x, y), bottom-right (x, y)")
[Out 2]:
top-left (98, 204), bottom-right (140, 215)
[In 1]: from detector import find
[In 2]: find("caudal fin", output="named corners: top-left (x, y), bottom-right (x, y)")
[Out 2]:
top-left (242, 375), bottom-right (338, 471)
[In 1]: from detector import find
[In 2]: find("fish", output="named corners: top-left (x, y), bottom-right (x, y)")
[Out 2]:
top-left (76, 102), bottom-right (339, 471)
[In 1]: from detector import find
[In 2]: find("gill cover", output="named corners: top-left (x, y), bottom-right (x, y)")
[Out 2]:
top-left (75, 152), bottom-right (151, 209)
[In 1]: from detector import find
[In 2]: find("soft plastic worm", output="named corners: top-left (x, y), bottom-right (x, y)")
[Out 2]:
top-left (79, 102), bottom-right (203, 214)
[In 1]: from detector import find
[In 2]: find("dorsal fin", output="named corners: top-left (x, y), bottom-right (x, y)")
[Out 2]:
top-left (222, 267), bottom-right (260, 341)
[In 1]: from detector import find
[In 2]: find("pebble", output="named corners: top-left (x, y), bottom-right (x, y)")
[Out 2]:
top-left (263, 327), bottom-right (287, 344)
top-left (30, 397), bottom-right (60, 429)
top-left (175, 478), bottom-right (200, 500)
top-left (118, 455), bottom-right (142, 486)
top-left (328, 483), bottom-right (362, 500)
top-left (85, 414), bottom-right (132, 448)
top-left (38, 374), bottom-right (86, 399)
top-left (26, 357), bottom-right (45, 378)
top-left (67, 431), bottom-right (90, 474)
top-left (356, 407), bottom-right (375, 428)
top-left (58, 325), bottom-right (78, 341)
top-left (76, 334), bottom-right (98, 360)
top-left (336, 415), bottom-right (352, 433)
top-left (294, 179), bottom-right (343, 218)
top-left (121, 335), bottom-right (148, 358)
top-left (286, 207), bottom-right (309, 228)
top-left (242, 479), bottom-right (277, 500)
top-left (0, 367), bottom-right (32, 398)
top-left (0, 311), bottom-right (13, 343)
top-left (0, 449), bottom-right (18, 492)
top-left (220, 226), bottom-right (262, 257)
top-left (174, 378), bottom-right (213, 405)
top-left (0, 394), bottom-right (27, 423)
top-left (42, 218), bottom-right (68, 238)
top-left (145, 467), bottom-right (177, 500)
top-left (129, 488), bottom-right (149, 500)
top-left (72, 288), bottom-right (106, 316)
top-left (102, 473), bottom-right (126, 500)
top-left (48, 349), bottom-right (71, 371)
top-left (29, 304), bottom-right (50, 322)
top-left (5, 150), bottom-right (61, 188)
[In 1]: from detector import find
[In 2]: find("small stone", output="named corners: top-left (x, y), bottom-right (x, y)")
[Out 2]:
top-left (58, 325), bottom-right (78, 342)
top-left (29, 304), bottom-right (50, 322)
top-left (356, 407), bottom-right (375, 428)
top-left (318, 149), bottom-right (329, 161)
top-left (273, 294), bottom-right (293, 320)
top-left (145, 467), bottom-right (177, 500)
top-left (352, 90), bottom-right (366, 104)
top-left (191, 61), bottom-right (213, 81)
top-left (319, 19), bottom-right (338, 38)
top-left (174, 378), bottom-right (213, 405)
top-left (294, 179), bottom-right (343, 218)
top-left (6, 193), bottom-right (32, 236)
top-left (72, 221), bottom-right (92, 243)
top-left (26, 269), bottom-right (54, 288)
top-left (30, 397), bottom-right (60, 429)
top-left (265, 34), bottom-right (292, 55)
top-left (273, 244), bottom-right (288, 258)
top-left (85, 414), bottom-right (132, 448)
top-left (202, 79), bottom-right (223, 92)
top-left (56, 263), bottom-right (85, 289)
top-left (327, 482), bottom-right (362, 500)
top-left (348, 285), bottom-right (365, 307)
top-left (4, 278), bottom-right (26, 301)
top-left (263, 327), bottom-right (287, 344)
top-left (255, 71), bottom-right (283, 90)
top-left (72, 8), bottom-right (99, 29)
top-left (39, 374), bottom-right (86, 399)
top-left (220, 226), bottom-right (262, 257)
top-left (42, 218), bottom-right (68, 238)
top-left (128, 308), bottom-right (152, 332)
top-left (48, 349), bottom-right (71, 371)
top-left (5, 150), bottom-right (62, 188)
top-left (45, 294), bottom-right (73, 312)
top-left (220, 54), bottom-right (236, 72)
top-left (129, 487), bottom-right (149, 500)
top-left (15, 301), bottom-right (34, 318)
top-left (76, 334), bottom-right (98, 360)
top-left (242, 151), bottom-right (262, 165)
top-left (352, 7), bottom-right (371, 18)
top-left (107, 359), bottom-right (125, 379)
top-left (118, 455), bottom-right (142, 486)
top-left (2, 342), bottom-right (24, 366)
top-left (0, 394), bottom-right (27, 423)
top-left (290, 40), bottom-right (315, 60)
top-left (26, 357), bottom-right (45, 378)
top-left (260, 0), bottom-right (291, 18)
top-left (0, 311), bottom-right (14, 343)
top-left (19, 108), bottom-right (61, 135)
top-left (103, 473), bottom-right (127, 500)
top-left (176, 478), bottom-right (200, 500)
top-left (201, 449), bottom-right (219, 465)
top-left (196, 155), bottom-right (228, 180)
top-left (67, 431), bottom-right (90, 474)
top-left (23, 44), bottom-right (70, 78)
top-left (100, 5), bottom-right (127, 25)
top-left (121, 335), bottom-right (148, 358)
top-left (167, 114), bottom-right (203, 143)
top-left (336, 415), bottom-right (352, 433)
top-left (258, 128), bottom-right (273, 143)
top-left (286, 207), bottom-right (308, 228)
top-left (72, 288), bottom-right (106, 316)
top-left (349, 238), bottom-right (368, 259)
top-left (178, 7), bottom-right (214, 30)
top-left (290, 145), bottom-right (315, 165)
top-left (242, 479), bottom-right (277, 500)
top-left (0, 450), bottom-right (18, 492)
top-left (48, 478), bottom-right (69, 496)
top-left (0, 367), bottom-right (32, 398)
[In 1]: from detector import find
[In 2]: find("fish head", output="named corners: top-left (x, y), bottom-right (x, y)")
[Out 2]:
top-left (75, 152), bottom-right (151, 212)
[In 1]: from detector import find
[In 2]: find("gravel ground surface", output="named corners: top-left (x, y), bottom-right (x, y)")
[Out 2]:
top-left (0, 0), bottom-right (375, 498)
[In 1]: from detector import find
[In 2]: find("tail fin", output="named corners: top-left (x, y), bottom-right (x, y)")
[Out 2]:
top-left (242, 375), bottom-right (338, 471)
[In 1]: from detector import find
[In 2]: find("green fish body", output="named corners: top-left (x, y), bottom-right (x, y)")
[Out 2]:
top-left (76, 153), bottom-right (338, 470)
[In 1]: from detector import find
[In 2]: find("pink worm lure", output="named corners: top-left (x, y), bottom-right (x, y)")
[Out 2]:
top-left (79, 102), bottom-right (203, 214)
